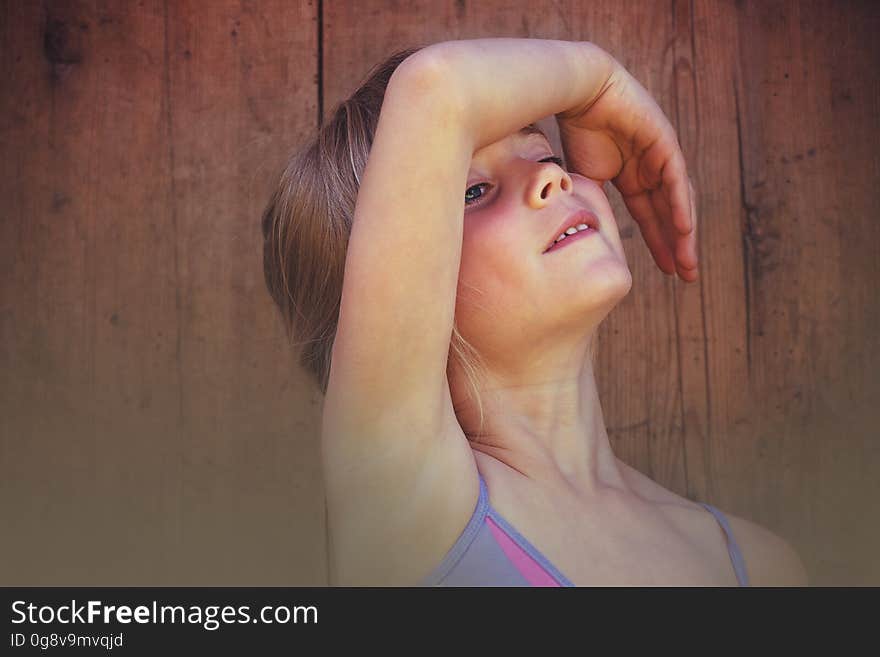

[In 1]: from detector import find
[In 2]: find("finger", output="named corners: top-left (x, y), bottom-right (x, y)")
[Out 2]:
top-left (675, 225), bottom-right (698, 282)
top-left (624, 191), bottom-right (676, 275)
top-left (651, 182), bottom-right (698, 279)
top-left (672, 219), bottom-right (698, 272)
top-left (675, 176), bottom-right (699, 272)
top-left (648, 184), bottom-right (689, 269)
top-left (651, 190), bottom-right (697, 282)
top-left (662, 151), bottom-right (694, 236)
top-left (678, 266), bottom-right (699, 282)
top-left (687, 176), bottom-right (699, 265)
top-left (634, 130), bottom-right (693, 236)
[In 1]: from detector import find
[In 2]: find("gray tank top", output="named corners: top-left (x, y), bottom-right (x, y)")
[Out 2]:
top-left (419, 475), bottom-right (750, 586)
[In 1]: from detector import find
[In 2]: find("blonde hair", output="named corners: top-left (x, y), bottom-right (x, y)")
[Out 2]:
top-left (260, 45), bottom-right (491, 432)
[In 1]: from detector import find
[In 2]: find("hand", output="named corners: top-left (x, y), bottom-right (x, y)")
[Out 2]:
top-left (555, 60), bottom-right (698, 282)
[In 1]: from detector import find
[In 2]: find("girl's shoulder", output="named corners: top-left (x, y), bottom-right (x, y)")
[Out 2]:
top-left (720, 513), bottom-right (809, 586)
top-left (618, 459), bottom-right (809, 586)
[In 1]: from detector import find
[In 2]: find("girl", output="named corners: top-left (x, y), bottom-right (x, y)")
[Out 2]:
top-left (262, 38), bottom-right (808, 586)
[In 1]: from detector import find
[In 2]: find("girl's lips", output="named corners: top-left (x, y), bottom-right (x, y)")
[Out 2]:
top-left (543, 227), bottom-right (598, 253)
top-left (543, 209), bottom-right (600, 253)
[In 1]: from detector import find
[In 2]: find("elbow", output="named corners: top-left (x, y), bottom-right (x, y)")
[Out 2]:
top-left (387, 47), bottom-right (465, 120)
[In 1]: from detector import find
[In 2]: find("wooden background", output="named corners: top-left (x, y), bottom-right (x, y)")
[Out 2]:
top-left (1, 0), bottom-right (877, 586)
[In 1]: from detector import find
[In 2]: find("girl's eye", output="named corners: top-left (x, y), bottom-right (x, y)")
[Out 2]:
top-left (464, 156), bottom-right (566, 206)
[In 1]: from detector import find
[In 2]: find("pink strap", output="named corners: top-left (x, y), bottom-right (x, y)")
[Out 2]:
top-left (486, 516), bottom-right (561, 587)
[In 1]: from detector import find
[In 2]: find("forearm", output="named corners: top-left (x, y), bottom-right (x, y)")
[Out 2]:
top-left (416, 38), bottom-right (618, 150)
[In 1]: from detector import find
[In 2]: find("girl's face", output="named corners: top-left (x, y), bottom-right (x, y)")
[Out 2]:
top-left (454, 126), bottom-right (633, 366)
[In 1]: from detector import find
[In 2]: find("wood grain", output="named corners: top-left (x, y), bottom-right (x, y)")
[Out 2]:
top-left (1, 0), bottom-right (876, 585)
top-left (1, 0), bottom-right (323, 585)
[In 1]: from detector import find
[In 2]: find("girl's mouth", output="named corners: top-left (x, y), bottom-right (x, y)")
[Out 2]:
top-left (543, 226), bottom-right (598, 253)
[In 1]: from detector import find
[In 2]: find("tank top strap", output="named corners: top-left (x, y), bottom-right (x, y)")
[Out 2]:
top-left (699, 502), bottom-right (750, 586)
top-left (417, 474), bottom-right (489, 585)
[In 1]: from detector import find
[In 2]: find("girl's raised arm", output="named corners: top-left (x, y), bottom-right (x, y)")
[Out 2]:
top-left (322, 40), bottom-right (625, 586)
top-left (425, 38), bottom-right (618, 152)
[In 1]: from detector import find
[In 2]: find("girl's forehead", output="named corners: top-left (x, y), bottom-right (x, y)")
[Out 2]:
top-left (471, 127), bottom-right (551, 163)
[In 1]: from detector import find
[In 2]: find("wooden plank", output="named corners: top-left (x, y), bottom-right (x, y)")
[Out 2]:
top-left (0, 0), bottom-right (322, 584)
top-left (1, 0), bottom-right (182, 584)
top-left (675, 0), bottom-right (755, 522)
top-left (160, 0), bottom-right (323, 586)
top-left (730, 0), bottom-right (880, 585)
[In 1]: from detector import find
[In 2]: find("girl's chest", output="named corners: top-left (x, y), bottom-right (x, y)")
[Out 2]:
top-left (484, 476), bottom-right (739, 586)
